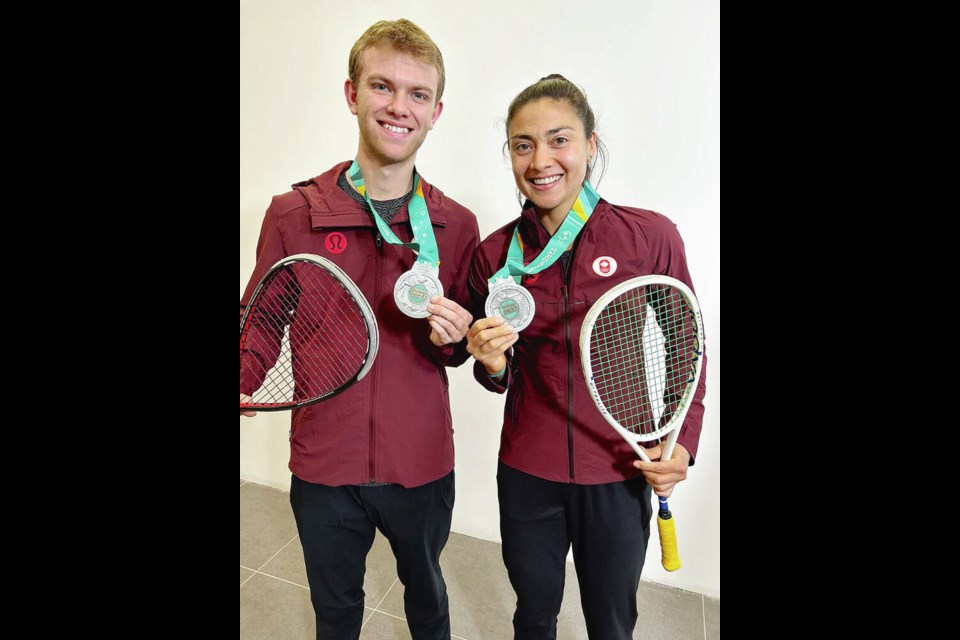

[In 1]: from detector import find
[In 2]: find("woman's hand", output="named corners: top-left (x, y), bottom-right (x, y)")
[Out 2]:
top-left (466, 317), bottom-right (518, 375)
top-left (633, 443), bottom-right (690, 497)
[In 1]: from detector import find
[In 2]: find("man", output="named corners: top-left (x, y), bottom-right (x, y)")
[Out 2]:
top-left (240, 19), bottom-right (479, 640)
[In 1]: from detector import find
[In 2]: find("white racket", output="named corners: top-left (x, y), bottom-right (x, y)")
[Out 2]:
top-left (240, 254), bottom-right (379, 411)
top-left (580, 275), bottom-right (704, 571)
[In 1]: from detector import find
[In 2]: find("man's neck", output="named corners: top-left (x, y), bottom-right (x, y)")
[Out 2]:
top-left (348, 151), bottom-right (416, 200)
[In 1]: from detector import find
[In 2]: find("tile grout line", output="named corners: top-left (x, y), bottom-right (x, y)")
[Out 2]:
top-left (242, 535), bottom-right (308, 589)
top-left (702, 594), bottom-right (706, 640)
top-left (367, 609), bottom-right (468, 640)
top-left (362, 578), bottom-right (400, 629)
top-left (256, 571), bottom-right (310, 590)
top-left (374, 610), bottom-right (406, 622)
top-left (371, 578), bottom-right (399, 611)
top-left (240, 569), bottom-right (256, 588)
top-left (362, 579), bottom-right (470, 640)
top-left (243, 567), bottom-right (470, 640)
top-left (254, 533), bottom-right (300, 573)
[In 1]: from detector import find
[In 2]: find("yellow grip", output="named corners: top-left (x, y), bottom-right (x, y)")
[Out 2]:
top-left (657, 514), bottom-right (681, 571)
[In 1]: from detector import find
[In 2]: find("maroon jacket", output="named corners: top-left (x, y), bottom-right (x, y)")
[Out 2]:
top-left (241, 162), bottom-right (480, 488)
top-left (469, 199), bottom-right (707, 485)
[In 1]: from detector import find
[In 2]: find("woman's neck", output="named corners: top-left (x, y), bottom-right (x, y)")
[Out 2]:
top-left (535, 193), bottom-right (580, 237)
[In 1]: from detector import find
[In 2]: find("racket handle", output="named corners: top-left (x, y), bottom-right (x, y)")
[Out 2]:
top-left (657, 496), bottom-right (681, 571)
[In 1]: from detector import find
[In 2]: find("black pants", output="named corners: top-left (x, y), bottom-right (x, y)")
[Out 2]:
top-left (290, 472), bottom-right (454, 640)
top-left (498, 461), bottom-right (652, 640)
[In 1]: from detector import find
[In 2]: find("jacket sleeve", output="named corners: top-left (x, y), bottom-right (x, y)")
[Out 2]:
top-left (239, 203), bottom-right (288, 394)
top-left (430, 212), bottom-right (481, 368)
top-left (467, 241), bottom-right (511, 394)
top-left (655, 219), bottom-right (707, 466)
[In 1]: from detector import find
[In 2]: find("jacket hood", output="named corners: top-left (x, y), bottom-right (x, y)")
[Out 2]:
top-left (292, 161), bottom-right (450, 230)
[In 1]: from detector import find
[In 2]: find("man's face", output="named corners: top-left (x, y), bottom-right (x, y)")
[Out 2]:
top-left (345, 46), bottom-right (443, 167)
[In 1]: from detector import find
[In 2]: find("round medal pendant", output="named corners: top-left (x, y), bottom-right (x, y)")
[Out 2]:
top-left (394, 263), bottom-right (443, 318)
top-left (485, 279), bottom-right (536, 331)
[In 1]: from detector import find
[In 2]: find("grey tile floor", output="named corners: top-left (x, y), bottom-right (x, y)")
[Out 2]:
top-left (241, 479), bottom-right (719, 639)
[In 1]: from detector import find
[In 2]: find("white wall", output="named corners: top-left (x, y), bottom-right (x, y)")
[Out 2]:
top-left (241, 0), bottom-right (719, 597)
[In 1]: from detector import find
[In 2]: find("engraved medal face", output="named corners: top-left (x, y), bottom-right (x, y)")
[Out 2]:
top-left (394, 263), bottom-right (444, 318)
top-left (485, 279), bottom-right (536, 331)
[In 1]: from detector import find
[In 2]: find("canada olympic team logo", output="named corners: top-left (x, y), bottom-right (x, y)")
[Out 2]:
top-left (592, 256), bottom-right (617, 277)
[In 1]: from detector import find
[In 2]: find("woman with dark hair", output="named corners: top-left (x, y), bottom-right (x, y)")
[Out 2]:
top-left (466, 74), bottom-right (707, 640)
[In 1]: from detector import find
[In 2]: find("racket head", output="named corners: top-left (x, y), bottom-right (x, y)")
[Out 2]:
top-left (240, 253), bottom-right (379, 411)
top-left (580, 275), bottom-right (704, 450)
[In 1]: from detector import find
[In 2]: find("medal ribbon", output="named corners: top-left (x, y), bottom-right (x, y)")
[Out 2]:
top-left (489, 182), bottom-right (601, 284)
top-left (348, 160), bottom-right (440, 268)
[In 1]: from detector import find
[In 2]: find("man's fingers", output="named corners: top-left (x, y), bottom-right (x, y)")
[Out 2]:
top-left (430, 314), bottom-right (458, 337)
top-left (429, 297), bottom-right (473, 324)
top-left (240, 394), bottom-right (257, 417)
top-left (429, 320), bottom-right (454, 346)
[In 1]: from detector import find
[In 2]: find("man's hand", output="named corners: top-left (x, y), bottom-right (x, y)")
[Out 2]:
top-left (427, 296), bottom-right (473, 346)
top-left (240, 393), bottom-right (257, 418)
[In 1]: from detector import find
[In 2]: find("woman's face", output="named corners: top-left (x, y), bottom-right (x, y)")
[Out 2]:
top-left (508, 98), bottom-right (596, 218)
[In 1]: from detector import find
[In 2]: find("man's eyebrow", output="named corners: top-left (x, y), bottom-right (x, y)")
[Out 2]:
top-left (368, 76), bottom-right (434, 95)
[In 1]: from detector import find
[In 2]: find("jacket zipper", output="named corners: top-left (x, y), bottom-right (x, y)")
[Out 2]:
top-left (560, 249), bottom-right (576, 482)
top-left (369, 231), bottom-right (383, 481)
top-left (563, 282), bottom-right (574, 481)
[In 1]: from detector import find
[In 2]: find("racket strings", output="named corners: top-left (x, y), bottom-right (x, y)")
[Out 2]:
top-left (589, 285), bottom-right (699, 437)
top-left (242, 263), bottom-right (371, 406)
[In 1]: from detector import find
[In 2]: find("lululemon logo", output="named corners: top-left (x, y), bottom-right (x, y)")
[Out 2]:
top-left (592, 256), bottom-right (617, 277)
top-left (326, 232), bottom-right (347, 254)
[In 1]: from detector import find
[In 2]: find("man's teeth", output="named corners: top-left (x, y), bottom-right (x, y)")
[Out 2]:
top-left (532, 175), bottom-right (562, 185)
top-left (382, 123), bottom-right (411, 134)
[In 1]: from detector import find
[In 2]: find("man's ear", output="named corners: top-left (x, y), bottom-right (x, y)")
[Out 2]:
top-left (428, 100), bottom-right (444, 130)
top-left (345, 79), bottom-right (359, 115)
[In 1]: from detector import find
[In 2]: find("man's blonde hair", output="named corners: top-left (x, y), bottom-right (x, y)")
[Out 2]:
top-left (348, 19), bottom-right (445, 102)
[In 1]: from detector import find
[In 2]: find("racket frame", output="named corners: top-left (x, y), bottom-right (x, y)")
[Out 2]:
top-left (579, 274), bottom-right (704, 464)
top-left (240, 253), bottom-right (379, 411)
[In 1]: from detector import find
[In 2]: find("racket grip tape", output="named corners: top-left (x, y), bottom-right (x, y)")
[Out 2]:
top-left (657, 506), bottom-right (681, 572)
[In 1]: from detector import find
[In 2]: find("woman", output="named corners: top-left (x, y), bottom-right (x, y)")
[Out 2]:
top-left (466, 74), bottom-right (707, 640)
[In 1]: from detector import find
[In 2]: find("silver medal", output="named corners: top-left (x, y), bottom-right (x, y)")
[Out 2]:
top-left (485, 277), bottom-right (536, 332)
top-left (394, 263), bottom-right (443, 318)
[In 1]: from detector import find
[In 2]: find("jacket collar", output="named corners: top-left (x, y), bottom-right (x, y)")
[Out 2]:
top-left (517, 197), bottom-right (610, 249)
top-left (297, 161), bottom-right (449, 230)
top-left (518, 200), bottom-right (548, 248)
